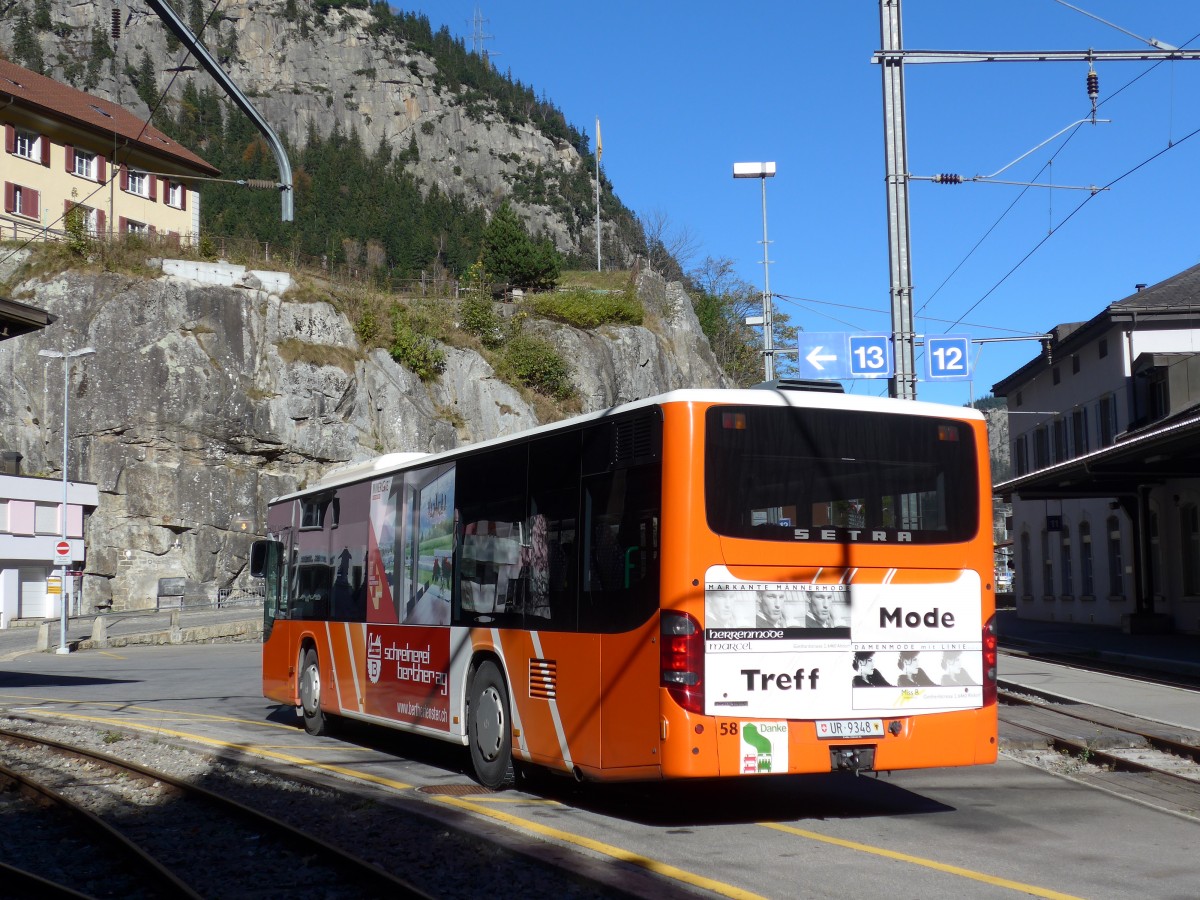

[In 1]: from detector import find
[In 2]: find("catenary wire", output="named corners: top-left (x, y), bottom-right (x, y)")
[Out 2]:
top-left (926, 28), bottom-right (1200, 331)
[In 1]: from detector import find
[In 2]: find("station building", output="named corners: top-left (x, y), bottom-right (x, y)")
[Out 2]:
top-left (993, 266), bottom-right (1200, 635)
top-left (1, 57), bottom-right (217, 244)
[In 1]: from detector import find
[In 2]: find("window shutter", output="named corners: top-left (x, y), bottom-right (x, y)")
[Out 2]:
top-left (3, 125), bottom-right (12, 154)
top-left (149, 175), bottom-right (157, 202)
top-left (96, 210), bottom-right (106, 234)
top-left (97, 155), bottom-right (106, 182)
top-left (3, 182), bottom-right (13, 213)
top-left (65, 145), bottom-right (75, 172)
top-left (40, 135), bottom-right (50, 166)
top-left (65, 199), bottom-right (74, 216)
top-left (180, 186), bottom-right (187, 211)
top-left (118, 216), bottom-right (128, 234)
top-left (120, 165), bottom-right (128, 191)
top-left (27, 188), bottom-right (39, 216)
top-left (149, 224), bottom-right (157, 237)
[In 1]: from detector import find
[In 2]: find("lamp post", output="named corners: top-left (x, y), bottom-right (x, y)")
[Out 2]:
top-left (38, 344), bottom-right (95, 655)
top-left (733, 161), bottom-right (777, 382)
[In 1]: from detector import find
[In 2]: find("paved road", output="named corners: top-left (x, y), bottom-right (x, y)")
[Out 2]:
top-left (2, 642), bottom-right (1197, 900)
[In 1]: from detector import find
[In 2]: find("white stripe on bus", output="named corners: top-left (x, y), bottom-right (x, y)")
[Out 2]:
top-left (343, 622), bottom-right (364, 712)
top-left (529, 630), bottom-right (574, 772)
top-left (488, 628), bottom-right (531, 760)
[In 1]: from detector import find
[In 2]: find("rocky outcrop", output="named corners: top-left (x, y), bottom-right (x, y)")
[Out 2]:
top-left (0, 265), bottom-right (725, 610)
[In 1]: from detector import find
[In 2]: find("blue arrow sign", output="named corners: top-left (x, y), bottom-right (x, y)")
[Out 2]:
top-left (793, 332), bottom-right (849, 380)
top-left (924, 334), bottom-right (972, 381)
top-left (847, 334), bottom-right (894, 379)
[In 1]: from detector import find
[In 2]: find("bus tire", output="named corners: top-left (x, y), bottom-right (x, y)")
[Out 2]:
top-left (468, 660), bottom-right (515, 790)
top-left (299, 647), bottom-right (330, 736)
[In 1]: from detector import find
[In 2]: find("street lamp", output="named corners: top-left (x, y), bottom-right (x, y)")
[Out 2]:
top-left (38, 344), bottom-right (95, 655)
top-left (733, 161), bottom-right (777, 382)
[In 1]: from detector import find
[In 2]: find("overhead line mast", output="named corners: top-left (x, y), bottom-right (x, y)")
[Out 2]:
top-left (874, 0), bottom-right (1200, 401)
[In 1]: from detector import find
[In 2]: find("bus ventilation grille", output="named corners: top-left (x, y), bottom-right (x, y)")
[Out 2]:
top-left (528, 658), bottom-right (558, 699)
top-left (614, 416), bottom-right (655, 464)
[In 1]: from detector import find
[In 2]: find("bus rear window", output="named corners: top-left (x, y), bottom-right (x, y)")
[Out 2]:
top-left (704, 405), bottom-right (979, 544)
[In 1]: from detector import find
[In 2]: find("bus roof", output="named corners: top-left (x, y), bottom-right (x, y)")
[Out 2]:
top-left (269, 387), bottom-right (984, 504)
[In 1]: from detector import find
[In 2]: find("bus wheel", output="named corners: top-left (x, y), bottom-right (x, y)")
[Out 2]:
top-left (299, 647), bottom-right (329, 736)
top-left (468, 660), bottom-right (515, 790)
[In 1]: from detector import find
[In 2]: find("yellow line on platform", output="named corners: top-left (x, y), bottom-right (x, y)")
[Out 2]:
top-left (435, 794), bottom-right (766, 900)
top-left (760, 822), bottom-right (1084, 900)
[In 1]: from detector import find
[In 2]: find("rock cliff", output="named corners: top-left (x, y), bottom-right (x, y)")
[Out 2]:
top-left (4, 0), bottom-right (622, 256)
top-left (0, 257), bottom-right (726, 609)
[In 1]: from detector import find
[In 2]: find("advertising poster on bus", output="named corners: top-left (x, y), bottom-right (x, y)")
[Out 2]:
top-left (366, 477), bottom-right (397, 623)
top-left (704, 568), bottom-right (982, 721)
top-left (364, 624), bottom-right (451, 731)
top-left (400, 464), bottom-right (455, 626)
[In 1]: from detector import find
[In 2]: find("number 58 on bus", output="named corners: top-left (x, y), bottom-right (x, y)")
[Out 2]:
top-left (251, 384), bottom-right (997, 789)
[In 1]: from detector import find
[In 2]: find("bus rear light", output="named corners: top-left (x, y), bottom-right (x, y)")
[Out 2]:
top-left (982, 615), bottom-right (998, 707)
top-left (661, 611), bottom-right (704, 714)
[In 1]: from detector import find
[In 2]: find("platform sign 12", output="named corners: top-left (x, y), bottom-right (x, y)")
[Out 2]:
top-left (924, 335), bottom-right (972, 381)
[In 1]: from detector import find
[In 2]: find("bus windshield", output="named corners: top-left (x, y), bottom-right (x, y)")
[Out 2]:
top-left (704, 405), bottom-right (979, 544)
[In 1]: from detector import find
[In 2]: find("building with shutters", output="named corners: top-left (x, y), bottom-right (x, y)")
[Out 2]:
top-left (993, 267), bottom-right (1200, 634)
top-left (0, 463), bottom-right (99, 628)
top-left (0, 57), bottom-right (217, 245)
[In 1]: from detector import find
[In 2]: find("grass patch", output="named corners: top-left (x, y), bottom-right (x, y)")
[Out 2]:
top-left (557, 269), bottom-right (635, 291)
top-left (528, 286), bottom-right (643, 329)
top-left (276, 338), bottom-right (360, 372)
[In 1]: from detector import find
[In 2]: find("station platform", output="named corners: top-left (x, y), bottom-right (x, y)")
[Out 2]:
top-left (996, 608), bottom-right (1200, 680)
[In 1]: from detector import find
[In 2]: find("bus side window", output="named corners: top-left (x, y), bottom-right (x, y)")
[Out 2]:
top-left (454, 444), bottom-right (528, 627)
top-left (581, 464), bottom-right (661, 633)
top-left (526, 431), bottom-right (581, 630)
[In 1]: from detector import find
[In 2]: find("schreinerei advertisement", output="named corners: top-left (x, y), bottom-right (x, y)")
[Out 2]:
top-left (364, 624), bottom-right (451, 732)
top-left (704, 567), bottom-right (982, 721)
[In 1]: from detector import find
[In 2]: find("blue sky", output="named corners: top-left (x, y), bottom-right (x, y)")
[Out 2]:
top-left (422, 2), bottom-right (1200, 406)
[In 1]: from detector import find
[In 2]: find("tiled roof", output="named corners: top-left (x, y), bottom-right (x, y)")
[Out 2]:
top-left (0, 58), bottom-right (218, 176)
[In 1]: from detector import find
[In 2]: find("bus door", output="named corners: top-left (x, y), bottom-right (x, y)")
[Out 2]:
top-left (252, 528), bottom-right (295, 702)
top-left (582, 415), bottom-right (663, 771)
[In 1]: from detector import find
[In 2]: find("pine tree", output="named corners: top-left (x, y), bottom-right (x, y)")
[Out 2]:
top-left (482, 202), bottom-right (560, 291)
top-left (13, 11), bottom-right (46, 74)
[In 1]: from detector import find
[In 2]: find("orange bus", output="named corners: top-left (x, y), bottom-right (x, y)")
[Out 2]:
top-left (251, 384), bottom-right (997, 789)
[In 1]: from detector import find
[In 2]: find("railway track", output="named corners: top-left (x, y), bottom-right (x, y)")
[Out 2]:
top-left (997, 664), bottom-right (1200, 821)
top-left (0, 727), bottom-right (432, 900)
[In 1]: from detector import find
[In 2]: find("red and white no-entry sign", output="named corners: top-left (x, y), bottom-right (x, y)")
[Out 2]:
top-left (54, 541), bottom-right (71, 562)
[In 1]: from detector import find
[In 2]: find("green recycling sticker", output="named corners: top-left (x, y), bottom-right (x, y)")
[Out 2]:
top-left (740, 722), bottom-right (789, 774)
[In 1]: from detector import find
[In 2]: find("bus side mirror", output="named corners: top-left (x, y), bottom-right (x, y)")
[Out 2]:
top-left (250, 540), bottom-right (282, 578)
